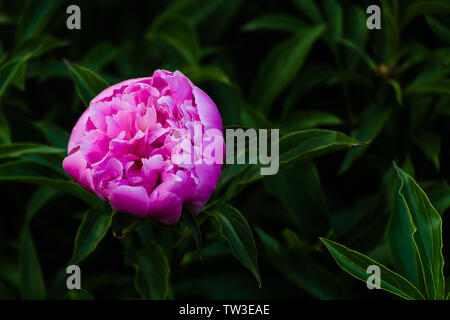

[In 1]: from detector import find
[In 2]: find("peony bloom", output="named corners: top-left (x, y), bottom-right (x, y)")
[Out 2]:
top-left (63, 70), bottom-right (224, 224)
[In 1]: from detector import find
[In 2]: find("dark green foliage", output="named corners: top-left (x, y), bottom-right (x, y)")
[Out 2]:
top-left (0, 0), bottom-right (449, 300)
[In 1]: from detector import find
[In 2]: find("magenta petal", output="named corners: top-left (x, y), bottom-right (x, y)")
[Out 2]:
top-left (91, 77), bottom-right (150, 104)
top-left (166, 71), bottom-right (194, 104)
top-left (189, 162), bottom-right (222, 215)
top-left (67, 109), bottom-right (90, 153)
top-left (62, 150), bottom-right (95, 192)
top-left (147, 189), bottom-right (183, 225)
top-left (63, 149), bottom-right (86, 182)
top-left (159, 171), bottom-right (195, 203)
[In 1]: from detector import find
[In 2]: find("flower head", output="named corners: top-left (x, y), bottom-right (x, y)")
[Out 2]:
top-left (63, 70), bottom-right (223, 224)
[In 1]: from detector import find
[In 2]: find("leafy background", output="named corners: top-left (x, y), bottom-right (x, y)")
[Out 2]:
top-left (0, 0), bottom-right (449, 300)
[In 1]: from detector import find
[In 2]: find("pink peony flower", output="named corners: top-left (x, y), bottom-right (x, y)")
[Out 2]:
top-left (63, 70), bottom-right (224, 224)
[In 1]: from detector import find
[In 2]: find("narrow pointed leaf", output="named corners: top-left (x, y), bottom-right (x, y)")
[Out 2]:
top-left (339, 106), bottom-right (391, 174)
top-left (394, 164), bottom-right (445, 299)
top-left (16, 0), bottom-right (61, 42)
top-left (147, 17), bottom-right (200, 65)
top-left (243, 14), bottom-right (306, 32)
top-left (125, 241), bottom-right (170, 300)
top-left (323, 0), bottom-right (343, 38)
top-left (0, 160), bottom-right (103, 207)
top-left (207, 204), bottom-right (260, 284)
top-left (241, 129), bottom-right (363, 186)
top-left (414, 133), bottom-right (441, 171)
top-left (0, 143), bottom-right (64, 160)
top-left (180, 210), bottom-right (202, 249)
top-left (250, 25), bottom-right (325, 112)
top-left (264, 163), bottom-right (329, 241)
top-left (426, 15), bottom-right (450, 43)
top-left (64, 60), bottom-right (109, 107)
top-left (0, 54), bottom-right (32, 98)
top-left (386, 170), bottom-right (425, 292)
top-left (402, 1), bottom-right (450, 28)
top-left (283, 110), bottom-right (343, 132)
top-left (0, 104), bottom-right (10, 144)
top-left (70, 207), bottom-right (115, 265)
top-left (291, 0), bottom-right (323, 24)
top-left (321, 238), bottom-right (425, 300)
top-left (19, 227), bottom-right (45, 300)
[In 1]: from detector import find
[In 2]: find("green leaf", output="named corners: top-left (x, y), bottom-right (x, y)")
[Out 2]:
top-left (81, 42), bottom-right (121, 71)
top-left (64, 60), bottom-right (110, 107)
top-left (150, 0), bottom-right (224, 26)
top-left (345, 5), bottom-right (369, 68)
top-left (281, 65), bottom-right (335, 120)
top-left (250, 25), bottom-right (325, 112)
top-left (409, 96), bottom-right (432, 131)
top-left (180, 211), bottom-right (202, 249)
top-left (414, 133), bottom-right (441, 171)
top-left (394, 164), bottom-right (445, 299)
top-left (27, 59), bottom-right (69, 82)
top-left (32, 122), bottom-right (69, 149)
top-left (0, 143), bottom-right (64, 160)
top-left (25, 187), bottom-right (58, 223)
top-left (111, 212), bottom-right (146, 240)
top-left (218, 129), bottom-right (362, 201)
top-left (207, 204), bottom-right (260, 284)
top-left (402, 1), bottom-right (450, 29)
top-left (0, 14), bottom-right (14, 26)
top-left (16, 0), bottom-right (61, 42)
top-left (323, 0), bottom-right (343, 39)
top-left (0, 280), bottom-right (14, 300)
top-left (385, 169), bottom-right (425, 293)
top-left (147, 17), bottom-right (200, 66)
top-left (321, 238), bottom-right (425, 300)
top-left (239, 101), bottom-right (273, 128)
top-left (426, 15), bottom-right (450, 43)
top-left (407, 67), bottom-right (450, 89)
top-left (264, 163), bottom-right (329, 242)
top-left (242, 14), bottom-right (306, 32)
top-left (231, 129), bottom-right (363, 189)
top-left (336, 38), bottom-right (376, 70)
top-left (290, 0), bottom-right (323, 24)
top-left (13, 36), bottom-right (68, 59)
top-left (406, 77), bottom-right (450, 96)
top-left (428, 182), bottom-right (450, 215)
top-left (0, 104), bottom-right (10, 144)
top-left (181, 241), bottom-right (229, 266)
top-left (209, 82), bottom-right (240, 126)
top-left (402, 154), bottom-right (415, 181)
top-left (181, 65), bottom-right (231, 85)
top-left (0, 160), bottom-right (103, 207)
top-left (283, 110), bottom-right (343, 132)
top-left (339, 105), bottom-right (391, 174)
top-left (197, 0), bottom-right (243, 43)
top-left (388, 80), bottom-right (403, 105)
top-left (19, 226), bottom-right (45, 299)
top-left (257, 229), bottom-right (349, 299)
top-left (125, 241), bottom-right (170, 300)
top-left (0, 38), bottom-right (63, 91)
top-left (70, 208), bottom-right (115, 265)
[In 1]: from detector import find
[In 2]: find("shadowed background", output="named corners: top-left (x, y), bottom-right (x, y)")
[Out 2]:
top-left (0, 0), bottom-right (449, 300)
